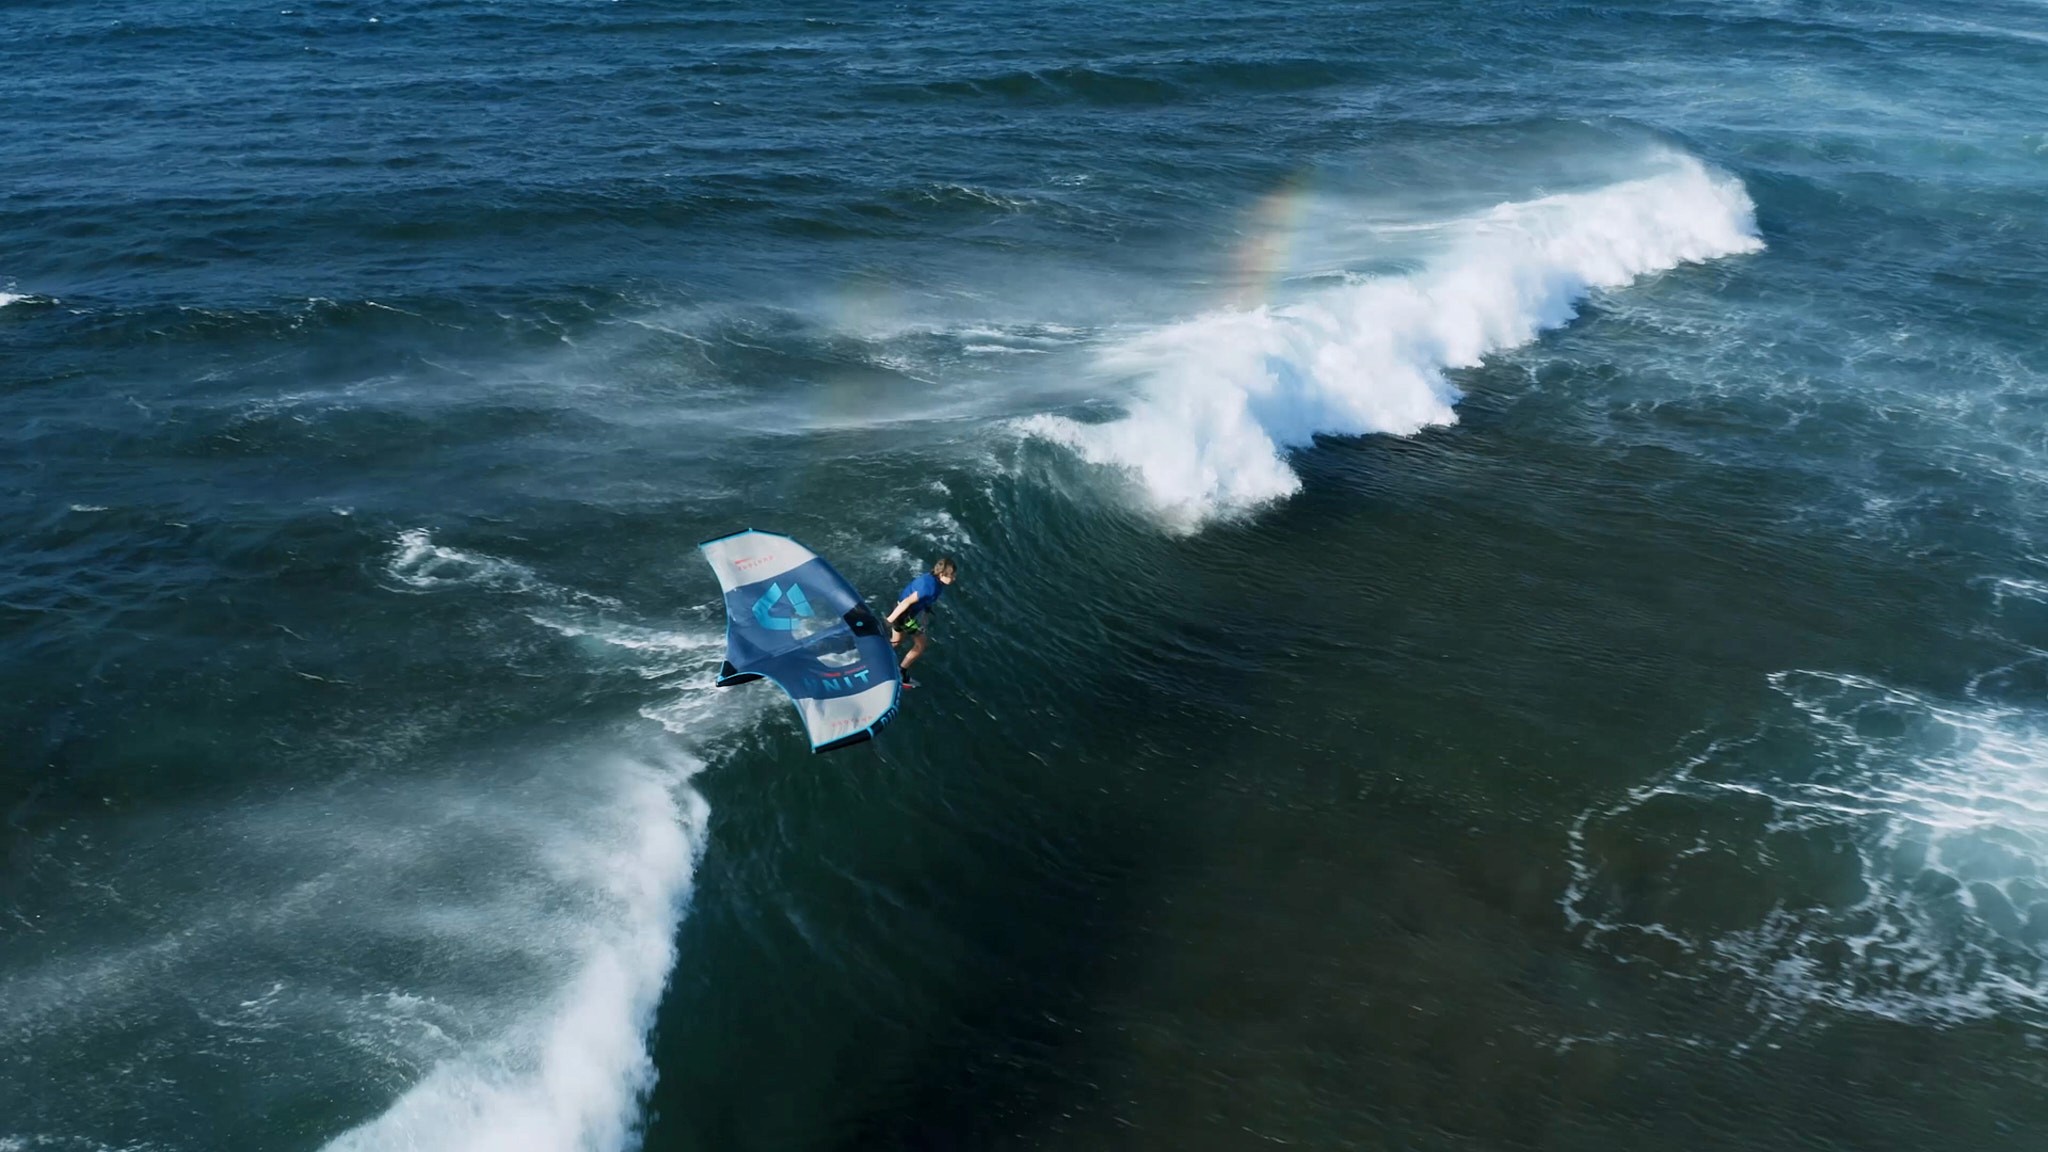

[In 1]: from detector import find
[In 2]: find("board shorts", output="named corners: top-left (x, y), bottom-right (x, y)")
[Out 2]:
top-left (896, 614), bottom-right (924, 636)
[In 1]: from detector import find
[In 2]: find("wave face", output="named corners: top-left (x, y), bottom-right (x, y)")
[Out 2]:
top-left (1026, 154), bottom-right (1763, 528)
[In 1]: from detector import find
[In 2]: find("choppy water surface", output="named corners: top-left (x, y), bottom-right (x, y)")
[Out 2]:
top-left (5, 0), bottom-right (2048, 1148)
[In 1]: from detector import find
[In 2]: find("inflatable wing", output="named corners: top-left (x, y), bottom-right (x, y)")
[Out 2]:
top-left (699, 529), bottom-right (902, 753)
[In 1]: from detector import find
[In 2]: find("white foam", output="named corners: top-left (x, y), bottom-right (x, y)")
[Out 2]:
top-left (0, 292), bottom-right (25, 308)
top-left (529, 616), bottom-right (723, 679)
top-left (0, 752), bottom-right (711, 1152)
top-left (911, 509), bottom-right (975, 551)
top-left (324, 562), bottom-right (731, 1150)
top-left (1025, 152), bottom-right (1763, 528)
top-left (1566, 669), bottom-right (2048, 1026)
top-left (353, 521), bottom-right (751, 1151)
top-left (387, 529), bottom-right (541, 593)
top-left (2, 534), bottom-right (741, 1151)
top-left (529, 617), bottom-right (720, 657)
top-left (385, 531), bottom-right (621, 608)
top-left (1987, 576), bottom-right (2048, 606)
top-left (324, 758), bottom-right (708, 1152)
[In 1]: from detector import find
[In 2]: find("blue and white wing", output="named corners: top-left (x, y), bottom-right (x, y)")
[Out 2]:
top-left (699, 529), bottom-right (902, 752)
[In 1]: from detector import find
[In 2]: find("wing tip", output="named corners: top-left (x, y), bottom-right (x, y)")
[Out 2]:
top-left (714, 659), bottom-right (763, 688)
top-left (812, 730), bottom-right (875, 754)
top-left (808, 691), bottom-right (901, 755)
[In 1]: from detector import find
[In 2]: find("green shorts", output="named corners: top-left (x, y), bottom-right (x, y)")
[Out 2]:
top-left (896, 615), bottom-right (924, 635)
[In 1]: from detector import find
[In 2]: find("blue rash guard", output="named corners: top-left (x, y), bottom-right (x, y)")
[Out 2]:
top-left (896, 572), bottom-right (942, 630)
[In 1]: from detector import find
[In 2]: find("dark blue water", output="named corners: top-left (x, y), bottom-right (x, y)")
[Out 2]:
top-left (7, 1), bottom-right (2048, 1148)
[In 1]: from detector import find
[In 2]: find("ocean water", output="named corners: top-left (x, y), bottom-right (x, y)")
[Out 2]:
top-left (5, 0), bottom-right (2048, 1148)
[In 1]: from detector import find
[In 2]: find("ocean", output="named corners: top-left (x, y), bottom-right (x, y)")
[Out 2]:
top-left (5, 1), bottom-right (2048, 1148)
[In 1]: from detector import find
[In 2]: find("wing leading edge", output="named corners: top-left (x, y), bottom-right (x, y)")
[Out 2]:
top-left (699, 529), bottom-right (902, 752)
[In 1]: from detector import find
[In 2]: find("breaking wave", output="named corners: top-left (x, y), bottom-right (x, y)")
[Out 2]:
top-left (1025, 152), bottom-right (1763, 528)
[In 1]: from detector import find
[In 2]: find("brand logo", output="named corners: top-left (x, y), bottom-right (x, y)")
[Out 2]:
top-left (813, 666), bottom-right (875, 694)
top-left (751, 582), bottom-right (815, 631)
top-left (817, 696), bottom-right (898, 739)
top-left (731, 554), bottom-right (775, 572)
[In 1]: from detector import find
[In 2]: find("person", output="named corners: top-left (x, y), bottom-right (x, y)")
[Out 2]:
top-left (884, 556), bottom-right (956, 687)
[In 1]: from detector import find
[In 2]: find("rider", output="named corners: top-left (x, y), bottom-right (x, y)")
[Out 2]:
top-left (884, 556), bottom-right (956, 687)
